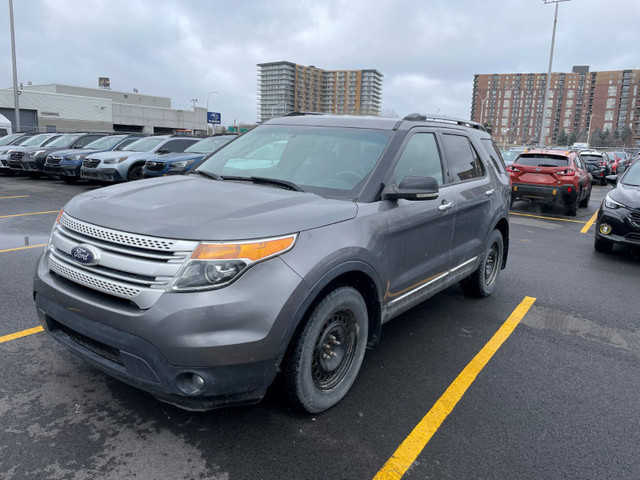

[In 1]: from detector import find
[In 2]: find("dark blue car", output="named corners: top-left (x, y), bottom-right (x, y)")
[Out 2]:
top-left (142, 135), bottom-right (235, 177)
top-left (44, 135), bottom-right (144, 182)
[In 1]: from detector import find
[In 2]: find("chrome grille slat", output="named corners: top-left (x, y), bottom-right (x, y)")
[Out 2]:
top-left (48, 213), bottom-right (199, 309)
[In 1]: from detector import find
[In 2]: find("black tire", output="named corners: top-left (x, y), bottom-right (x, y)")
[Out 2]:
top-left (594, 235), bottom-right (613, 253)
top-left (566, 193), bottom-right (579, 216)
top-left (127, 165), bottom-right (143, 181)
top-left (599, 177), bottom-right (607, 186)
top-left (460, 229), bottom-right (504, 298)
top-left (282, 286), bottom-right (368, 413)
top-left (579, 187), bottom-right (590, 208)
top-left (62, 177), bottom-right (78, 184)
top-left (26, 172), bottom-right (42, 179)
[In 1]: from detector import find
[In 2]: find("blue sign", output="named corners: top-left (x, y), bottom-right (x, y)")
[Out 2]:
top-left (207, 112), bottom-right (221, 124)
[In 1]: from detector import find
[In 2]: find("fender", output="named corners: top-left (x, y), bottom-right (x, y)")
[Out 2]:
top-left (275, 260), bottom-right (384, 359)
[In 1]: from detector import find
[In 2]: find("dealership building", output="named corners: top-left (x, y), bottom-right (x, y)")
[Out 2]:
top-left (0, 80), bottom-right (208, 134)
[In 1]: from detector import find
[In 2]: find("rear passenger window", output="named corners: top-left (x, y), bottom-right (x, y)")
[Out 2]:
top-left (481, 138), bottom-right (506, 175)
top-left (392, 133), bottom-right (444, 185)
top-left (162, 140), bottom-right (185, 153)
top-left (442, 134), bottom-right (485, 182)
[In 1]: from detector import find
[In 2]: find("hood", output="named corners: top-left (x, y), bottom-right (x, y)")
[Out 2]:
top-left (151, 153), bottom-right (206, 165)
top-left (49, 147), bottom-right (100, 158)
top-left (611, 182), bottom-right (640, 209)
top-left (64, 175), bottom-right (357, 241)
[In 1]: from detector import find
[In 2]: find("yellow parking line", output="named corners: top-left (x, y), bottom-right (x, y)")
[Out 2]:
top-left (0, 244), bottom-right (47, 253)
top-left (510, 212), bottom-right (587, 224)
top-left (0, 210), bottom-right (60, 219)
top-left (580, 211), bottom-right (598, 234)
top-left (373, 296), bottom-right (537, 480)
top-left (0, 326), bottom-right (44, 344)
top-left (0, 195), bottom-right (29, 199)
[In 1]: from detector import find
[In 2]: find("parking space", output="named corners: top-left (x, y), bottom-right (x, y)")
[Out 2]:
top-left (1, 175), bottom-right (639, 479)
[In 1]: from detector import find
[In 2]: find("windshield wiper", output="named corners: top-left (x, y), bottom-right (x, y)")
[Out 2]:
top-left (220, 175), bottom-right (304, 192)
top-left (191, 170), bottom-right (223, 181)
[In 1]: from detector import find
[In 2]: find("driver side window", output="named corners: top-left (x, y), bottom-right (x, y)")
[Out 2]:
top-left (392, 133), bottom-right (444, 185)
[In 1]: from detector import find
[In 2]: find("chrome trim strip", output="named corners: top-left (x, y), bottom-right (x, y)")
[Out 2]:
top-left (388, 256), bottom-right (479, 307)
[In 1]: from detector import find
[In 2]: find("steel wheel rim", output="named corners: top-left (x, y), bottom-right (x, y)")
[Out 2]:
top-left (484, 243), bottom-right (500, 286)
top-left (312, 309), bottom-right (358, 391)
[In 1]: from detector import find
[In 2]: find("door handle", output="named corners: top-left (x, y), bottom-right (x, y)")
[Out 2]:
top-left (485, 189), bottom-right (495, 196)
top-left (438, 201), bottom-right (453, 211)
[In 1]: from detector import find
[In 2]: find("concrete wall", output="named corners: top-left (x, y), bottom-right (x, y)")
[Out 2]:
top-left (23, 84), bottom-right (172, 108)
top-left (112, 103), bottom-right (207, 134)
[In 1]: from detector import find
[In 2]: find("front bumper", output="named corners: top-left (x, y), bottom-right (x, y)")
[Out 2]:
top-left (511, 183), bottom-right (577, 204)
top-left (44, 163), bottom-right (81, 177)
top-left (33, 250), bottom-right (309, 410)
top-left (595, 206), bottom-right (640, 248)
top-left (142, 166), bottom-right (188, 177)
top-left (80, 167), bottom-right (125, 182)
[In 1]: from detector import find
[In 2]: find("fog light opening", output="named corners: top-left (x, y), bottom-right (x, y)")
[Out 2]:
top-left (177, 372), bottom-right (206, 395)
top-left (599, 224), bottom-right (612, 235)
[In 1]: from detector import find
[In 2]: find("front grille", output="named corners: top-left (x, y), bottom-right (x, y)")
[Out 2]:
top-left (46, 156), bottom-right (63, 165)
top-left (48, 212), bottom-right (198, 309)
top-left (145, 162), bottom-right (164, 172)
top-left (629, 209), bottom-right (640, 224)
top-left (53, 319), bottom-right (123, 366)
top-left (83, 158), bottom-right (100, 168)
top-left (626, 233), bottom-right (640, 241)
top-left (9, 151), bottom-right (24, 161)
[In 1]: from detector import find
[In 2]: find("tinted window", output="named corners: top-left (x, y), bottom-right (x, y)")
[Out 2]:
top-left (621, 162), bottom-right (640, 186)
top-left (581, 155), bottom-right (603, 162)
top-left (393, 133), bottom-right (444, 185)
top-left (481, 138), bottom-right (506, 174)
top-left (442, 134), bottom-right (485, 182)
top-left (516, 154), bottom-right (568, 167)
top-left (161, 140), bottom-right (187, 153)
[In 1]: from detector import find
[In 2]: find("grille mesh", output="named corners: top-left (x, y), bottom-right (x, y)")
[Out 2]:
top-left (49, 255), bottom-right (141, 299)
top-left (60, 214), bottom-right (176, 251)
top-left (83, 159), bottom-right (100, 168)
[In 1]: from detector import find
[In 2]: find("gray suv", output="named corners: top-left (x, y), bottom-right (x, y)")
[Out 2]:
top-left (34, 113), bottom-right (510, 413)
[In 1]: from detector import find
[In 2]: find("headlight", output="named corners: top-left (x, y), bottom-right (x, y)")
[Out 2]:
top-left (102, 156), bottom-right (129, 164)
top-left (47, 209), bottom-right (64, 252)
top-left (68, 154), bottom-right (87, 161)
top-left (171, 160), bottom-right (195, 168)
top-left (604, 193), bottom-right (625, 210)
top-left (169, 234), bottom-right (297, 292)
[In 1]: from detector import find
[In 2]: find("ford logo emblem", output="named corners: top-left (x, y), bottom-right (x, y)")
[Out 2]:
top-left (71, 244), bottom-right (100, 266)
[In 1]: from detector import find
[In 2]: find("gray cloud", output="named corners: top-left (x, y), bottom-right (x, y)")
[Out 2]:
top-left (1, 0), bottom-right (639, 124)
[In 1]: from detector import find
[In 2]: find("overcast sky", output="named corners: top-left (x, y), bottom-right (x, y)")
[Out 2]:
top-left (2, 0), bottom-right (639, 125)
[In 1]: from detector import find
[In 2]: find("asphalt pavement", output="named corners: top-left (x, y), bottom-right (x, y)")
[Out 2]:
top-left (1, 175), bottom-right (639, 480)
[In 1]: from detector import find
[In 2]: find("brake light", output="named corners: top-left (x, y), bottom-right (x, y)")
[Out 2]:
top-left (556, 168), bottom-right (575, 176)
top-left (567, 186), bottom-right (573, 193)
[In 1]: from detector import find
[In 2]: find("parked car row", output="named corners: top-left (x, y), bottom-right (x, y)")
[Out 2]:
top-left (0, 132), bottom-right (236, 183)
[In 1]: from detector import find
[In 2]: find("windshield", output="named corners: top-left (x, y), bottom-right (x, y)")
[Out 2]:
top-left (83, 135), bottom-right (126, 150)
top-left (20, 134), bottom-right (55, 147)
top-left (197, 125), bottom-right (391, 199)
top-left (45, 134), bottom-right (82, 148)
top-left (185, 136), bottom-right (234, 154)
top-left (0, 133), bottom-right (24, 145)
top-left (621, 162), bottom-right (640, 186)
top-left (515, 154), bottom-right (569, 167)
top-left (122, 137), bottom-right (165, 152)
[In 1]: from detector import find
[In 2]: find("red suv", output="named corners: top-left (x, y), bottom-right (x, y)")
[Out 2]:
top-left (507, 149), bottom-right (592, 216)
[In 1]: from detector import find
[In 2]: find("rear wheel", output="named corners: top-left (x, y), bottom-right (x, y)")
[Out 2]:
top-left (282, 286), bottom-right (368, 413)
top-left (599, 176), bottom-right (607, 186)
top-left (566, 193), bottom-right (579, 216)
top-left (579, 187), bottom-right (590, 208)
top-left (460, 229), bottom-right (504, 298)
top-left (594, 235), bottom-right (613, 253)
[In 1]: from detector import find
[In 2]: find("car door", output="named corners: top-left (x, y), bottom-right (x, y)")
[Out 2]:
top-left (440, 131), bottom-right (494, 267)
top-left (378, 130), bottom-right (455, 310)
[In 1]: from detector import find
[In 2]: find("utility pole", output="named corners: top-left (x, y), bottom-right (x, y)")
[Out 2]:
top-left (539, 0), bottom-right (571, 147)
top-left (8, 0), bottom-right (21, 131)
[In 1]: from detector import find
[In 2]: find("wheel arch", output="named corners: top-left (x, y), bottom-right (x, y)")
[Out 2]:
top-left (276, 261), bottom-right (383, 360)
top-left (493, 216), bottom-right (509, 269)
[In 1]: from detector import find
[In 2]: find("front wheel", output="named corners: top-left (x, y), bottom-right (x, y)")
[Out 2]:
top-left (127, 165), bottom-right (143, 181)
top-left (579, 187), bottom-right (590, 208)
top-left (460, 229), bottom-right (504, 298)
top-left (282, 286), bottom-right (368, 413)
top-left (566, 194), bottom-right (579, 216)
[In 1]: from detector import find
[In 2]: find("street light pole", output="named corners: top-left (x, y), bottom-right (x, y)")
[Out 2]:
top-left (538, 0), bottom-right (571, 147)
top-left (8, 0), bottom-right (21, 132)
top-left (206, 91), bottom-right (218, 135)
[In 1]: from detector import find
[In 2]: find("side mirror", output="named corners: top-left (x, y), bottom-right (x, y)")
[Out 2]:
top-left (605, 175), bottom-right (618, 186)
top-left (382, 176), bottom-right (439, 201)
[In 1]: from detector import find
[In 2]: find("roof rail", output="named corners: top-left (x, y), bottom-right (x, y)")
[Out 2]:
top-left (284, 111), bottom-right (327, 117)
top-left (403, 113), bottom-right (487, 132)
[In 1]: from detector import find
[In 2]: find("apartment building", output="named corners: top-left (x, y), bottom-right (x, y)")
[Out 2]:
top-left (257, 61), bottom-right (383, 123)
top-left (471, 66), bottom-right (640, 147)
